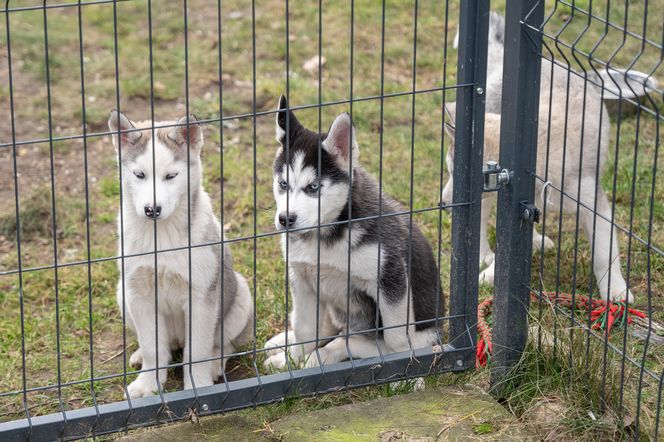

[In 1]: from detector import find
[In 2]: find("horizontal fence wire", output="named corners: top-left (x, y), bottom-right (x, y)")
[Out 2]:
top-left (0, 86), bottom-right (473, 150)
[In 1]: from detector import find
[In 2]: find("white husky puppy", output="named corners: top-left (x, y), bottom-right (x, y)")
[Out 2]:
top-left (442, 12), bottom-right (657, 302)
top-left (108, 111), bottom-right (253, 398)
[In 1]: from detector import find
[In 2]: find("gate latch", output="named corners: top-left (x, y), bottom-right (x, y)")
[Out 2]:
top-left (483, 161), bottom-right (512, 192)
top-left (520, 201), bottom-right (540, 224)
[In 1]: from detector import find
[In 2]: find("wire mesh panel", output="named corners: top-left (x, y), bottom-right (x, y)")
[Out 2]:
top-left (491, 0), bottom-right (663, 439)
top-left (0, 1), bottom-right (486, 439)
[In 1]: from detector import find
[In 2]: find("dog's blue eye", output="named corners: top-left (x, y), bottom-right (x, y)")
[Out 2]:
top-left (306, 182), bottom-right (319, 192)
top-left (165, 172), bottom-right (178, 180)
top-left (279, 179), bottom-right (288, 190)
top-left (134, 171), bottom-right (145, 179)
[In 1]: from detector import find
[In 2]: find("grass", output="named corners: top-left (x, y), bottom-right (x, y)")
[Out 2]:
top-left (0, 0), bottom-right (662, 439)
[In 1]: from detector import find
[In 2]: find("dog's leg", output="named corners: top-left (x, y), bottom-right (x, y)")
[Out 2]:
top-left (479, 260), bottom-right (495, 286)
top-left (182, 295), bottom-right (217, 391)
top-left (579, 180), bottom-right (633, 302)
top-left (378, 286), bottom-right (437, 354)
top-left (304, 335), bottom-right (386, 368)
top-left (532, 227), bottom-right (555, 253)
top-left (479, 197), bottom-right (496, 267)
top-left (264, 278), bottom-right (319, 370)
top-left (116, 280), bottom-right (144, 367)
top-left (126, 295), bottom-right (171, 399)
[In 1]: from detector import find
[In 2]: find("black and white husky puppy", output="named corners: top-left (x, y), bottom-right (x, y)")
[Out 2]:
top-left (264, 96), bottom-right (444, 369)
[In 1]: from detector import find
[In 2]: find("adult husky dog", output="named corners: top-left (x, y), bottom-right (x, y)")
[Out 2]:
top-left (263, 96), bottom-right (444, 370)
top-left (442, 12), bottom-right (657, 302)
top-left (108, 111), bottom-right (252, 398)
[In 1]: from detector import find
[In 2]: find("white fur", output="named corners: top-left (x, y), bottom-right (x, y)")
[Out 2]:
top-left (111, 115), bottom-right (252, 398)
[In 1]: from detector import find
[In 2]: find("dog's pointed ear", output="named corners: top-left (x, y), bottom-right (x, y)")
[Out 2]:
top-left (443, 102), bottom-right (456, 140)
top-left (108, 110), bottom-right (143, 150)
top-left (168, 114), bottom-right (204, 152)
top-left (323, 112), bottom-right (358, 168)
top-left (275, 95), bottom-right (302, 144)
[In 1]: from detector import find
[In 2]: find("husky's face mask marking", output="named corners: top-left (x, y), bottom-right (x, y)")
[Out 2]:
top-left (109, 111), bottom-right (203, 221)
top-left (272, 96), bottom-right (358, 233)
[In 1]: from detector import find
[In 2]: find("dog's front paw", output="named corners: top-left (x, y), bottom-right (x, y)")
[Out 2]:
top-left (264, 331), bottom-right (289, 358)
top-left (264, 353), bottom-right (289, 371)
top-left (129, 348), bottom-right (143, 368)
top-left (126, 376), bottom-right (161, 399)
top-left (304, 351), bottom-right (323, 368)
top-left (609, 286), bottom-right (635, 304)
top-left (184, 374), bottom-right (214, 392)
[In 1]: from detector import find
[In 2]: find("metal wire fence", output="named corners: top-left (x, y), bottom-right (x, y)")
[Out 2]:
top-left (0, 0), bottom-right (485, 439)
top-left (510, 0), bottom-right (664, 439)
top-left (1, 0), bottom-right (662, 440)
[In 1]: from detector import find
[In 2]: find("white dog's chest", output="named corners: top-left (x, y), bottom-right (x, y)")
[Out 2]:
top-left (121, 222), bottom-right (217, 295)
top-left (127, 265), bottom-right (187, 296)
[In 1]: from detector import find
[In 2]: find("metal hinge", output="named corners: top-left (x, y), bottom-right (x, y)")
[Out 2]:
top-left (483, 161), bottom-right (512, 192)
top-left (520, 201), bottom-right (540, 224)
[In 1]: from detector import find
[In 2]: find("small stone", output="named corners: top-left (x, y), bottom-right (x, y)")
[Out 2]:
top-left (302, 55), bottom-right (326, 76)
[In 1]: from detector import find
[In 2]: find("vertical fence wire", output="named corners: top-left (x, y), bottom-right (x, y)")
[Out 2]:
top-left (111, 0), bottom-right (134, 428)
top-left (146, 0), bottom-right (167, 410)
top-left (183, 0), bottom-right (199, 408)
top-left (582, 0), bottom-right (608, 372)
top-left (76, 0), bottom-right (101, 435)
top-left (42, 0), bottom-right (67, 428)
top-left (314, 0), bottom-right (326, 378)
top-left (283, 0), bottom-right (295, 385)
top-left (40, 1), bottom-right (66, 434)
top-left (4, 2), bottom-right (32, 436)
top-left (566, 3), bottom-right (591, 389)
top-left (636, 22), bottom-right (662, 440)
top-left (249, 0), bottom-right (263, 405)
top-left (405, 0), bottom-right (419, 358)
top-left (216, 0), bottom-right (231, 413)
top-left (344, 0), bottom-right (356, 381)
top-left (374, 0), bottom-right (387, 371)
top-left (434, 0), bottom-right (450, 349)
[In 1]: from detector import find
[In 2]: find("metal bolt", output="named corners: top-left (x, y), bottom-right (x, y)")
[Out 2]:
top-left (476, 87), bottom-right (484, 95)
top-left (456, 359), bottom-right (463, 367)
top-left (201, 403), bottom-right (209, 412)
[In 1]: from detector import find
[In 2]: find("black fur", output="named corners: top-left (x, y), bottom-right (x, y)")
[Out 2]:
top-left (274, 97), bottom-right (445, 333)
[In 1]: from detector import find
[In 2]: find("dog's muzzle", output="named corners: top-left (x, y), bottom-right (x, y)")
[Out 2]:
top-left (144, 205), bottom-right (162, 219)
top-left (278, 213), bottom-right (297, 229)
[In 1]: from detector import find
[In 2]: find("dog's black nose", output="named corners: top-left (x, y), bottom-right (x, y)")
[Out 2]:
top-left (144, 205), bottom-right (162, 219)
top-left (278, 213), bottom-right (297, 228)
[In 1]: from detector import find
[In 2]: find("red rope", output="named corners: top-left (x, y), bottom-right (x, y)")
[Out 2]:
top-left (476, 291), bottom-right (647, 368)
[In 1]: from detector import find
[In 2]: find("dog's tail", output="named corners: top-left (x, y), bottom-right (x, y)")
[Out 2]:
top-left (590, 67), bottom-right (660, 102)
